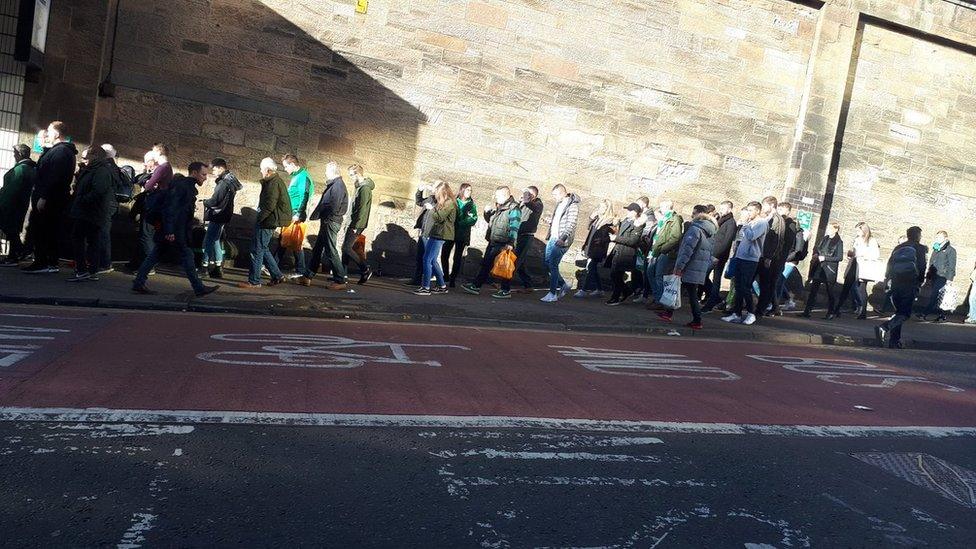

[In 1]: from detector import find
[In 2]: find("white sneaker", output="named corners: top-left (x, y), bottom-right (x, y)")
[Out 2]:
top-left (742, 313), bottom-right (757, 325)
top-left (287, 273), bottom-right (304, 280)
top-left (782, 300), bottom-right (797, 311)
top-left (558, 282), bottom-right (570, 299)
top-left (721, 313), bottom-right (741, 323)
top-left (965, 318), bottom-right (976, 325)
top-left (541, 292), bottom-right (557, 303)
top-left (574, 290), bottom-right (588, 298)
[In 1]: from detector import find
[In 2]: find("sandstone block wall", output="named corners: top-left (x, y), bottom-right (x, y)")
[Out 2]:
top-left (18, 0), bottom-right (976, 295)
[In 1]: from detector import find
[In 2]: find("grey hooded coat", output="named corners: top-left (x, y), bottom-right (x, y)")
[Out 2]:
top-left (674, 217), bottom-right (717, 285)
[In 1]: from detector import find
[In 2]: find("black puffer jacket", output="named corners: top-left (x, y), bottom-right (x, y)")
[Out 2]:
top-left (69, 159), bottom-right (117, 226)
top-left (610, 218), bottom-right (644, 272)
top-left (710, 212), bottom-right (737, 262)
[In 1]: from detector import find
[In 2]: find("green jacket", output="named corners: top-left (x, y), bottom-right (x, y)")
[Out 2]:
top-left (428, 200), bottom-right (458, 241)
top-left (651, 211), bottom-right (684, 259)
top-left (286, 168), bottom-right (313, 221)
top-left (0, 159), bottom-right (37, 233)
top-left (454, 198), bottom-right (478, 245)
top-left (485, 197), bottom-right (521, 245)
top-left (258, 173), bottom-right (293, 229)
top-left (350, 177), bottom-right (374, 230)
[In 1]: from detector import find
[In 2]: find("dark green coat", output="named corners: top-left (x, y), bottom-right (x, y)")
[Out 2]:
top-left (258, 173), bottom-right (293, 229)
top-left (651, 212), bottom-right (684, 260)
top-left (350, 178), bottom-right (374, 230)
top-left (0, 159), bottom-right (37, 234)
top-left (454, 198), bottom-right (478, 246)
top-left (69, 159), bottom-right (117, 227)
top-left (427, 200), bottom-right (458, 241)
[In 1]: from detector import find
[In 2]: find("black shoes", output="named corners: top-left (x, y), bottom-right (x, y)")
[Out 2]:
top-left (195, 285), bottom-right (219, 297)
top-left (209, 266), bottom-right (224, 279)
top-left (358, 270), bottom-right (373, 285)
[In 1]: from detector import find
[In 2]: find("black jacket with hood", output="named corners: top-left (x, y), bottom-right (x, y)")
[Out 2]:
top-left (203, 171), bottom-right (243, 224)
top-left (34, 141), bottom-right (79, 205)
top-left (710, 212), bottom-right (737, 262)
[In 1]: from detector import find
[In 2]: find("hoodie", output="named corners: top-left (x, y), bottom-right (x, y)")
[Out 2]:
top-left (675, 216), bottom-right (717, 285)
top-left (69, 158), bottom-right (117, 226)
top-left (33, 141), bottom-right (78, 205)
top-left (0, 158), bottom-right (37, 233)
top-left (203, 171), bottom-right (243, 224)
top-left (546, 193), bottom-right (581, 246)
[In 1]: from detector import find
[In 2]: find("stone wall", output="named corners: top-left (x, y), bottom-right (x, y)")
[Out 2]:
top-left (19, 0), bottom-right (976, 294)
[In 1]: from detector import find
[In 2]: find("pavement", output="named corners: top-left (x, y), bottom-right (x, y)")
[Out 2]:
top-left (1, 262), bottom-right (975, 352)
top-left (1, 304), bottom-right (976, 547)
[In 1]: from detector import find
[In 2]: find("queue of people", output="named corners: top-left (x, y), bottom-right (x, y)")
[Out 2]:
top-left (0, 121), bottom-right (973, 347)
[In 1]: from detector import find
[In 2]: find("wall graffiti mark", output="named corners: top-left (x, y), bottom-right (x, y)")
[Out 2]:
top-left (550, 346), bottom-right (740, 380)
top-left (747, 356), bottom-right (964, 392)
top-left (196, 333), bottom-right (469, 369)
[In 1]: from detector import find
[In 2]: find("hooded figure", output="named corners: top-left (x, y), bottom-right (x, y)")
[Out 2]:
top-left (674, 215), bottom-right (717, 286)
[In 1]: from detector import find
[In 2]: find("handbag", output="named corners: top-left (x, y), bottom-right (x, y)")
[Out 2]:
top-left (857, 258), bottom-right (885, 283)
top-left (490, 249), bottom-right (518, 281)
top-left (280, 221), bottom-right (307, 252)
top-left (938, 284), bottom-right (959, 312)
top-left (660, 274), bottom-right (682, 309)
top-left (574, 249), bottom-right (588, 268)
top-left (724, 257), bottom-right (738, 280)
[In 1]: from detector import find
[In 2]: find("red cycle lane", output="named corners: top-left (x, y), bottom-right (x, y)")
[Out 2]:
top-left (1, 307), bottom-right (974, 427)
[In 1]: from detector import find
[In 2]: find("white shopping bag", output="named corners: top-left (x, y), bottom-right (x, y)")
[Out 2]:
top-left (660, 274), bottom-right (682, 310)
top-left (938, 284), bottom-right (959, 312)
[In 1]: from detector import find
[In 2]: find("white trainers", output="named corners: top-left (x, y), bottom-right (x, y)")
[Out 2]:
top-left (558, 282), bottom-right (570, 298)
top-left (782, 300), bottom-right (797, 311)
top-left (742, 313), bottom-right (757, 325)
top-left (541, 292), bottom-right (558, 303)
top-left (721, 313), bottom-right (741, 323)
top-left (574, 290), bottom-right (588, 298)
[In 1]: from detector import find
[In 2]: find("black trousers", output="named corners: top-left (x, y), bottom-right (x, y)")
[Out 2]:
top-left (473, 243), bottom-right (510, 291)
top-left (441, 240), bottom-right (467, 285)
top-left (71, 219), bottom-right (102, 275)
top-left (411, 235), bottom-right (426, 284)
top-left (755, 260), bottom-right (784, 314)
top-left (27, 200), bottom-right (66, 267)
top-left (683, 282), bottom-right (702, 323)
top-left (341, 226), bottom-right (369, 275)
top-left (880, 286), bottom-right (917, 347)
top-left (307, 221), bottom-right (346, 282)
top-left (513, 234), bottom-right (535, 289)
top-left (837, 264), bottom-right (864, 312)
top-left (804, 279), bottom-right (837, 314)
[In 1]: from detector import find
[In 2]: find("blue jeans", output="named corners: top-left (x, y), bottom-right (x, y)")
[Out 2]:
top-left (203, 222), bottom-right (225, 265)
top-left (733, 259), bottom-right (759, 316)
top-left (276, 246), bottom-right (306, 276)
top-left (583, 258), bottom-right (602, 291)
top-left (651, 254), bottom-right (675, 302)
top-left (422, 237), bottom-right (446, 289)
top-left (249, 225), bottom-right (283, 285)
top-left (545, 239), bottom-right (568, 293)
top-left (134, 238), bottom-right (205, 294)
top-left (967, 283), bottom-right (976, 322)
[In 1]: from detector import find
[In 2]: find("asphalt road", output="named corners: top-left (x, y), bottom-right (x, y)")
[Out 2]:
top-left (1, 304), bottom-right (975, 547)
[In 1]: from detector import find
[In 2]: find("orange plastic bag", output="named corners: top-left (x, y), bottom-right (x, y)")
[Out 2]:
top-left (490, 249), bottom-right (517, 281)
top-left (280, 221), bottom-right (307, 252)
top-left (353, 234), bottom-right (367, 263)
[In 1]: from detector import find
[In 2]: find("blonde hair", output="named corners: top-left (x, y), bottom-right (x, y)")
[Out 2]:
top-left (434, 181), bottom-right (455, 207)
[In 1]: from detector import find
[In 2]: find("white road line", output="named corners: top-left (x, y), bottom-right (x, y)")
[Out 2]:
top-left (1, 406), bottom-right (975, 438)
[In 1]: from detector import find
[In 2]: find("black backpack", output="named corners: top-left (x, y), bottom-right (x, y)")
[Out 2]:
top-left (115, 165), bottom-right (137, 203)
top-left (143, 188), bottom-right (168, 226)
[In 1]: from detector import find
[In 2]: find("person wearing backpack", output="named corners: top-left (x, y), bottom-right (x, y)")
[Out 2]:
top-left (462, 186), bottom-right (521, 299)
top-left (201, 158), bottom-right (242, 279)
top-left (658, 206), bottom-right (717, 329)
top-left (0, 144), bottom-right (37, 266)
top-left (276, 154), bottom-right (314, 279)
top-left (132, 162), bottom-right (218, 297)
top-left (876, 236), bottom-right (925, 348)
top-left (240, 157), bottom-right (293, 289)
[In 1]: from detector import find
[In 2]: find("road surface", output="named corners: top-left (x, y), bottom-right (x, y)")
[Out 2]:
top-left (1, 304), bottom-right (975, 547)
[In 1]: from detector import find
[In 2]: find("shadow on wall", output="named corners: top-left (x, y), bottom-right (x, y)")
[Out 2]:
top-left (96, 0), bottom-right (428, 273)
